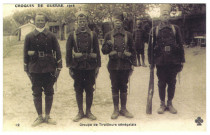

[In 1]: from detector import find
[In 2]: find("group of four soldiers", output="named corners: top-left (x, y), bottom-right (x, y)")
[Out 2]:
top-left (24, 4), bottom-right (185, 127)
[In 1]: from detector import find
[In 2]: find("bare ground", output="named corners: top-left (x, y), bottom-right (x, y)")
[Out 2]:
top-left (3, 41), bottom-right (206, 131)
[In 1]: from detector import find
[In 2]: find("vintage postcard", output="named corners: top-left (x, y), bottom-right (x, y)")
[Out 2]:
top-left (2, 3), bottom-right (206, 132)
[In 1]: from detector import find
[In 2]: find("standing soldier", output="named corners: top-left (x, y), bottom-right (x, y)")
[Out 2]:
top-left (102, 12), bottom-right (136, 119)
top-left (24, 12), bottom-right (62, 126)
top-left (148, 4), bottom-right (185, 114)
top-left (133, 19), bottom-right (148, 67)
top-left (123, 12), bottom-right (133, 33)
top-left (66, 11), bottom-right (101, 122)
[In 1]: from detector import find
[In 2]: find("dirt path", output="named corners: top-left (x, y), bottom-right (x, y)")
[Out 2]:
top-left (3, 41), bottom-right (206, 131)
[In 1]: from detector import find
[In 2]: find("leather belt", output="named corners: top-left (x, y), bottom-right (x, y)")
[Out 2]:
top-left (38, 51), bottom-right (53, 57)
top-left (82, 53), bottom-right (89, 60)
top-left (164, 46), bottom-right (171, 52)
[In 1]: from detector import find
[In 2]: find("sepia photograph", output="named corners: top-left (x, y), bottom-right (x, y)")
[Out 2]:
top-left (2, 2), bottom-right (207, 132)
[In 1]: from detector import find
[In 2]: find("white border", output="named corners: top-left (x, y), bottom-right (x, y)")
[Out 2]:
top-left (1, 1), bottom-right (209, 135)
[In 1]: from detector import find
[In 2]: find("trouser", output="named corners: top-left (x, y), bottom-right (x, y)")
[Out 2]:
top-left (72, 69), bottom-right (96, 112)
top-left (136, 48), bottom-right (145, 65)
top-left (109, 70), bottom-right (130, 94)
top-left (156, 65), bottom-right (181, 101)
top-left (109, 69), bottom-right (131, 111)
top-left (30, 73), bottom-right (55, 115)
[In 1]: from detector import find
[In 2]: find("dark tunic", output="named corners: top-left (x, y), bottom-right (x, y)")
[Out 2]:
top-left (24, 29), bottom-right (62, 73)
top-left (133, 28), bottom-right (147, 52)
top-left (102, 28), bottom-right (136, 70)
top-left (66, 28), bottom-right (101, 70)
top-left (148, 23), bottom-right (185, 65)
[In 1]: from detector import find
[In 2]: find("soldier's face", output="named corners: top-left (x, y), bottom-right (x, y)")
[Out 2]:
top-left (136, 20), bottom-right (141, 28)
top-left (160, 12), bottom-right (170, 22)
top-left (78, 17), bottom-right (88, 29)
top-left (113, 19), bottom-right (123, 29)
top-left (35, 15), bottom-right (46, 28)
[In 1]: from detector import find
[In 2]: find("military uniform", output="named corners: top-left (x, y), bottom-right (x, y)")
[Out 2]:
top-left (66, 25), bottom-right (101, 121)
top-left (123, 12), bottom-right (133, 33)
top-left (102, 26), bottom-right (136, 119)
top-left (148, 22), bottom-right (185, 114)
top-left (133, 25), bottom-right (148, 66)
top-left (24, 28), bottom-right (62, 125)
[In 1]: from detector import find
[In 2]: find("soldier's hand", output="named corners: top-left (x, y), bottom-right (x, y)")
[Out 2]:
top-left (109, 50), bottom-right (117, 56)
top-left (95, 67), bottom-right (100, 78)
top-left (124, 51), bottom-right (131, 57)
top-left (90, 53), bottom-right (97, 59)
top-left (131, 65), bottom-right (134, 70)
top-left (69, 68), bottom-right (74, 79)
top-left (107, 40), bottom-right (113, 47)
top-left (74, 52), bottom-right (83, 58)
top-left (26, 72), bottom-right (32, 82)
top-left (149, 64), bottom-right (154, 69)
top-left (24, 64), bottom-right (28, 72)
top-left (51, 69), bottom-right (60, 82)
top-left (181, 63), bottom-right (184, 67)
top-left (55, 70), bottom-right (60, 79)
top-left (178, 63), bottom-right (184, 72)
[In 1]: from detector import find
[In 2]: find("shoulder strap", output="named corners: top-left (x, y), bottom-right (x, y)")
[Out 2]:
top-left (171, 24), bottom-right (177, 45)
top-left (73, 31), bottom-right (79, 52)
top-left (171, 24), bottom-right (176, 36)
top-left (155, 25), bottom-right (176, 37)
top-left (125, 31), bottom-right (128, 47)
top-left (156, 25), bottom-right (159, 38)
top-left (90, 31), bottom-right (93, 53)
top-left (125, 31), bottom-right (128, 50)
top-left (111, 30), bottom-right (114, 50)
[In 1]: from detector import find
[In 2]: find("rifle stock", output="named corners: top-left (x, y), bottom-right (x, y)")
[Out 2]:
top-left (146, 66), bottom-right (154, 114)
top-left (146, 18), bottom-right (154, 114)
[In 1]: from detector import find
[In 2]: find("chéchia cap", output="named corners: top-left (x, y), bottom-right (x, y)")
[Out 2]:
top-left (160, 4), bottom-right (172, 15)
top-left (75, 10), bottom-right (88, 19)
top-left (112, 12), bottom-right (124, 21)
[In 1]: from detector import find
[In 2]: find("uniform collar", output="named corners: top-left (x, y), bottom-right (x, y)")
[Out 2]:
top-left (113, 28), bottom-right (125, 36)
top-left (158, 21), bottom-right (171, 30)
top-left (33, 28), bottom-right (48, 36)
top-left (136, 27), bottom-right (142, 30)
top-left (76, 27), bottom-right (91, 34)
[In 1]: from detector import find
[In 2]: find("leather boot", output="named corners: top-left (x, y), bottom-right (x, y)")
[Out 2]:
top-left (167, 100), bottom-right (177, 114)
top-left (119, 93), bottom-right (133, 118)
top-left (32, 115), bottom-right (44, 127)
top-left (157, 101), bottom-right (166, 114)
top-left (45, 95), bottom-right (53, 116)
top-left (45, 115), bottom-right (56, 125)
top-left (33, 96), bottom-right (42, 116)
top-left (111, 94), bottom-right (119, 119)
top-left (32, 96), bottom-right (43, 127)
top-left (86, 92), bottom-right (97, 120)
top-left (45, 95), bottom-right (56, 125)
top-left (73, 92), bottom-right (84, 122)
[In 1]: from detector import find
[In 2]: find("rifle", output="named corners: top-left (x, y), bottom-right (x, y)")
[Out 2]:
top-left (146, 18), bottom-right (154, 114)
